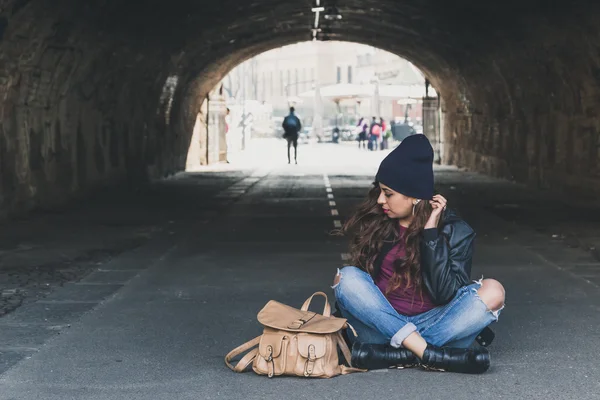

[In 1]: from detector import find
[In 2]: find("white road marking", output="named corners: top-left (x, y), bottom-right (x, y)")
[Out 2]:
top-left (324, 175), bottom-right (342, 229)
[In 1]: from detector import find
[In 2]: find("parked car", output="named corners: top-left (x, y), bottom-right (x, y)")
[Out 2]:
top-left (391, 122), bottom-right (416, 141)
top-left (339, 125), bottom-right (357, 141)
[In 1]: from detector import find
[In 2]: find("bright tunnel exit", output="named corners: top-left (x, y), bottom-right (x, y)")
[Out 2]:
top-left (185, 41), bottom-right (440, 171)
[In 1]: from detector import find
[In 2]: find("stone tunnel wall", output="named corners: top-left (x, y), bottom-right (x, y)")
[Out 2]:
top-left (441, 10), bottom-right (600, 197)
top-left (0, 1), bottom-right (190, 218)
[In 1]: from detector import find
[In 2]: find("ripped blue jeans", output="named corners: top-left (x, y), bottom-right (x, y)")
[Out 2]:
top-left (333, 266), bottom-right (502, 348)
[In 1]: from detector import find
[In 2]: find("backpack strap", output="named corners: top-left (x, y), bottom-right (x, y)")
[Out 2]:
top-left (335, 331), bottom-right (367, 374)
top-left (225, 336), bottom-right (261, 372)
top-left (301, 292), bottom-right (331, 316)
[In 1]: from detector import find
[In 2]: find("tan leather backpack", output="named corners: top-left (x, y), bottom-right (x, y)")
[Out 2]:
top-left (225, 292), bottom-right (365, 378)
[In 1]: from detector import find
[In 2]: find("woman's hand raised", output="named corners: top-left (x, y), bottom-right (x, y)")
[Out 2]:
top-left (424, 194), bottom-right (447, 230)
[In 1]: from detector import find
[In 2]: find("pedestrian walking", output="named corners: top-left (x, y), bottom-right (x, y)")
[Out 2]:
top-left (368, 116), bottom-right (381, 151)
top-left (333, 135), bottom-right (505, 373)
top-left (225, 107), bottom-right (231, 163)
top-left (356, 117), bottom-right (368, 149)
top-left (379, 117), bottom-right (388, 150)
top-left (282, 107), bottom-right (302, 164)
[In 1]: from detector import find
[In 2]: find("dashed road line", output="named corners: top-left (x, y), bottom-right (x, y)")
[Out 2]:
top-left (324, 174), bottom-right (349, 265)
top-left (324, 174), bottom-right (340, 229)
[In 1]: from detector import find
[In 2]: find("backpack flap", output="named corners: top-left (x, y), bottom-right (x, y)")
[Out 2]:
top-left (257, 300), bottom-right (347, 334)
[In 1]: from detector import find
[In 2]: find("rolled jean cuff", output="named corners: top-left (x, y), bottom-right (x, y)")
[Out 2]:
top-left (390, 323), bottom-right (418, 348)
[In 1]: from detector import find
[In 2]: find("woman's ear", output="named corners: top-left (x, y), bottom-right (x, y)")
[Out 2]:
top-left (413, 199), bottom-right (421, 205)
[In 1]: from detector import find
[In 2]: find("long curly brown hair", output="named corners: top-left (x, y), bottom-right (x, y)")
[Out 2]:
top-left (339, 183), bottom-right (433, 295)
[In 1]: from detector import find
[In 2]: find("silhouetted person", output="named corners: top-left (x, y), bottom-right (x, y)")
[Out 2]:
top-left (357, 117), bottom-right (368, 149)
top-left (380, 117), bottom-right (388, 150)
top-left (225, 107), bottom-right (231, 163)
top-left (368, 116), bottom-right (381, 151)
top-left (282, 107), bottom-right (302, 164)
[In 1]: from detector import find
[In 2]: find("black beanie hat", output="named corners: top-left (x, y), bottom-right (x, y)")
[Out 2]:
top-left (375, 134), bottom-right (434, 200)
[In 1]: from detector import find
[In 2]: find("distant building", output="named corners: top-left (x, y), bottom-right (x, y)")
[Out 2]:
top-left (356, 48), bottom-right (426, 121)
top-left (222, 41), bottom-right (427, 124)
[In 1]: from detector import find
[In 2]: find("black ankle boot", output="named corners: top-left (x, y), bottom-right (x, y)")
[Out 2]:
top-left (351, 342), bottom-right (419, 370)
top-left (421, 344), bottom-right (490, 374)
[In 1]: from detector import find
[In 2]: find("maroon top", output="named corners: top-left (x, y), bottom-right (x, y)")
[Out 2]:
top-left (375, 226), bottom-right (437, 316)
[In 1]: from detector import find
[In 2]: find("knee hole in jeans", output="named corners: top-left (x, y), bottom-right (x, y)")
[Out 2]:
top-left (331, 268), bottom-right (342, 289)
top-left (331, 266), bottom-right (367, 291)
top-left (476, 279), bottom-right (505, 312)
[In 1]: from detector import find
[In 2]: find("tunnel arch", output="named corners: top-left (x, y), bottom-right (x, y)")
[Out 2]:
top-left (177, 36), bottom-right (449, 151)
top-left (1, 0), bottom-right (599, 218)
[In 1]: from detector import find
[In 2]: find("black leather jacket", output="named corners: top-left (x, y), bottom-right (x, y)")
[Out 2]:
top-left (372, 208), bottom-right (475, 305)
top-left (365, 209), bottom-right (495, 346)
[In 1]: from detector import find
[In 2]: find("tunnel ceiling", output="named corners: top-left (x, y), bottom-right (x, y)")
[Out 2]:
top-left (66, 1), bottom-right (589, 88)
top-left (1, 0), bottom-right (600, 217)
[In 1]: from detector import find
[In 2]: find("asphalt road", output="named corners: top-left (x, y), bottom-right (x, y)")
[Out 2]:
top-left (1, 140), bottom-right (599, 399)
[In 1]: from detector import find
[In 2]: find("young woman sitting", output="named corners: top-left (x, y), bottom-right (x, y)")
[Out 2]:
top-left (333, 135), bottom-right (505, 374)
